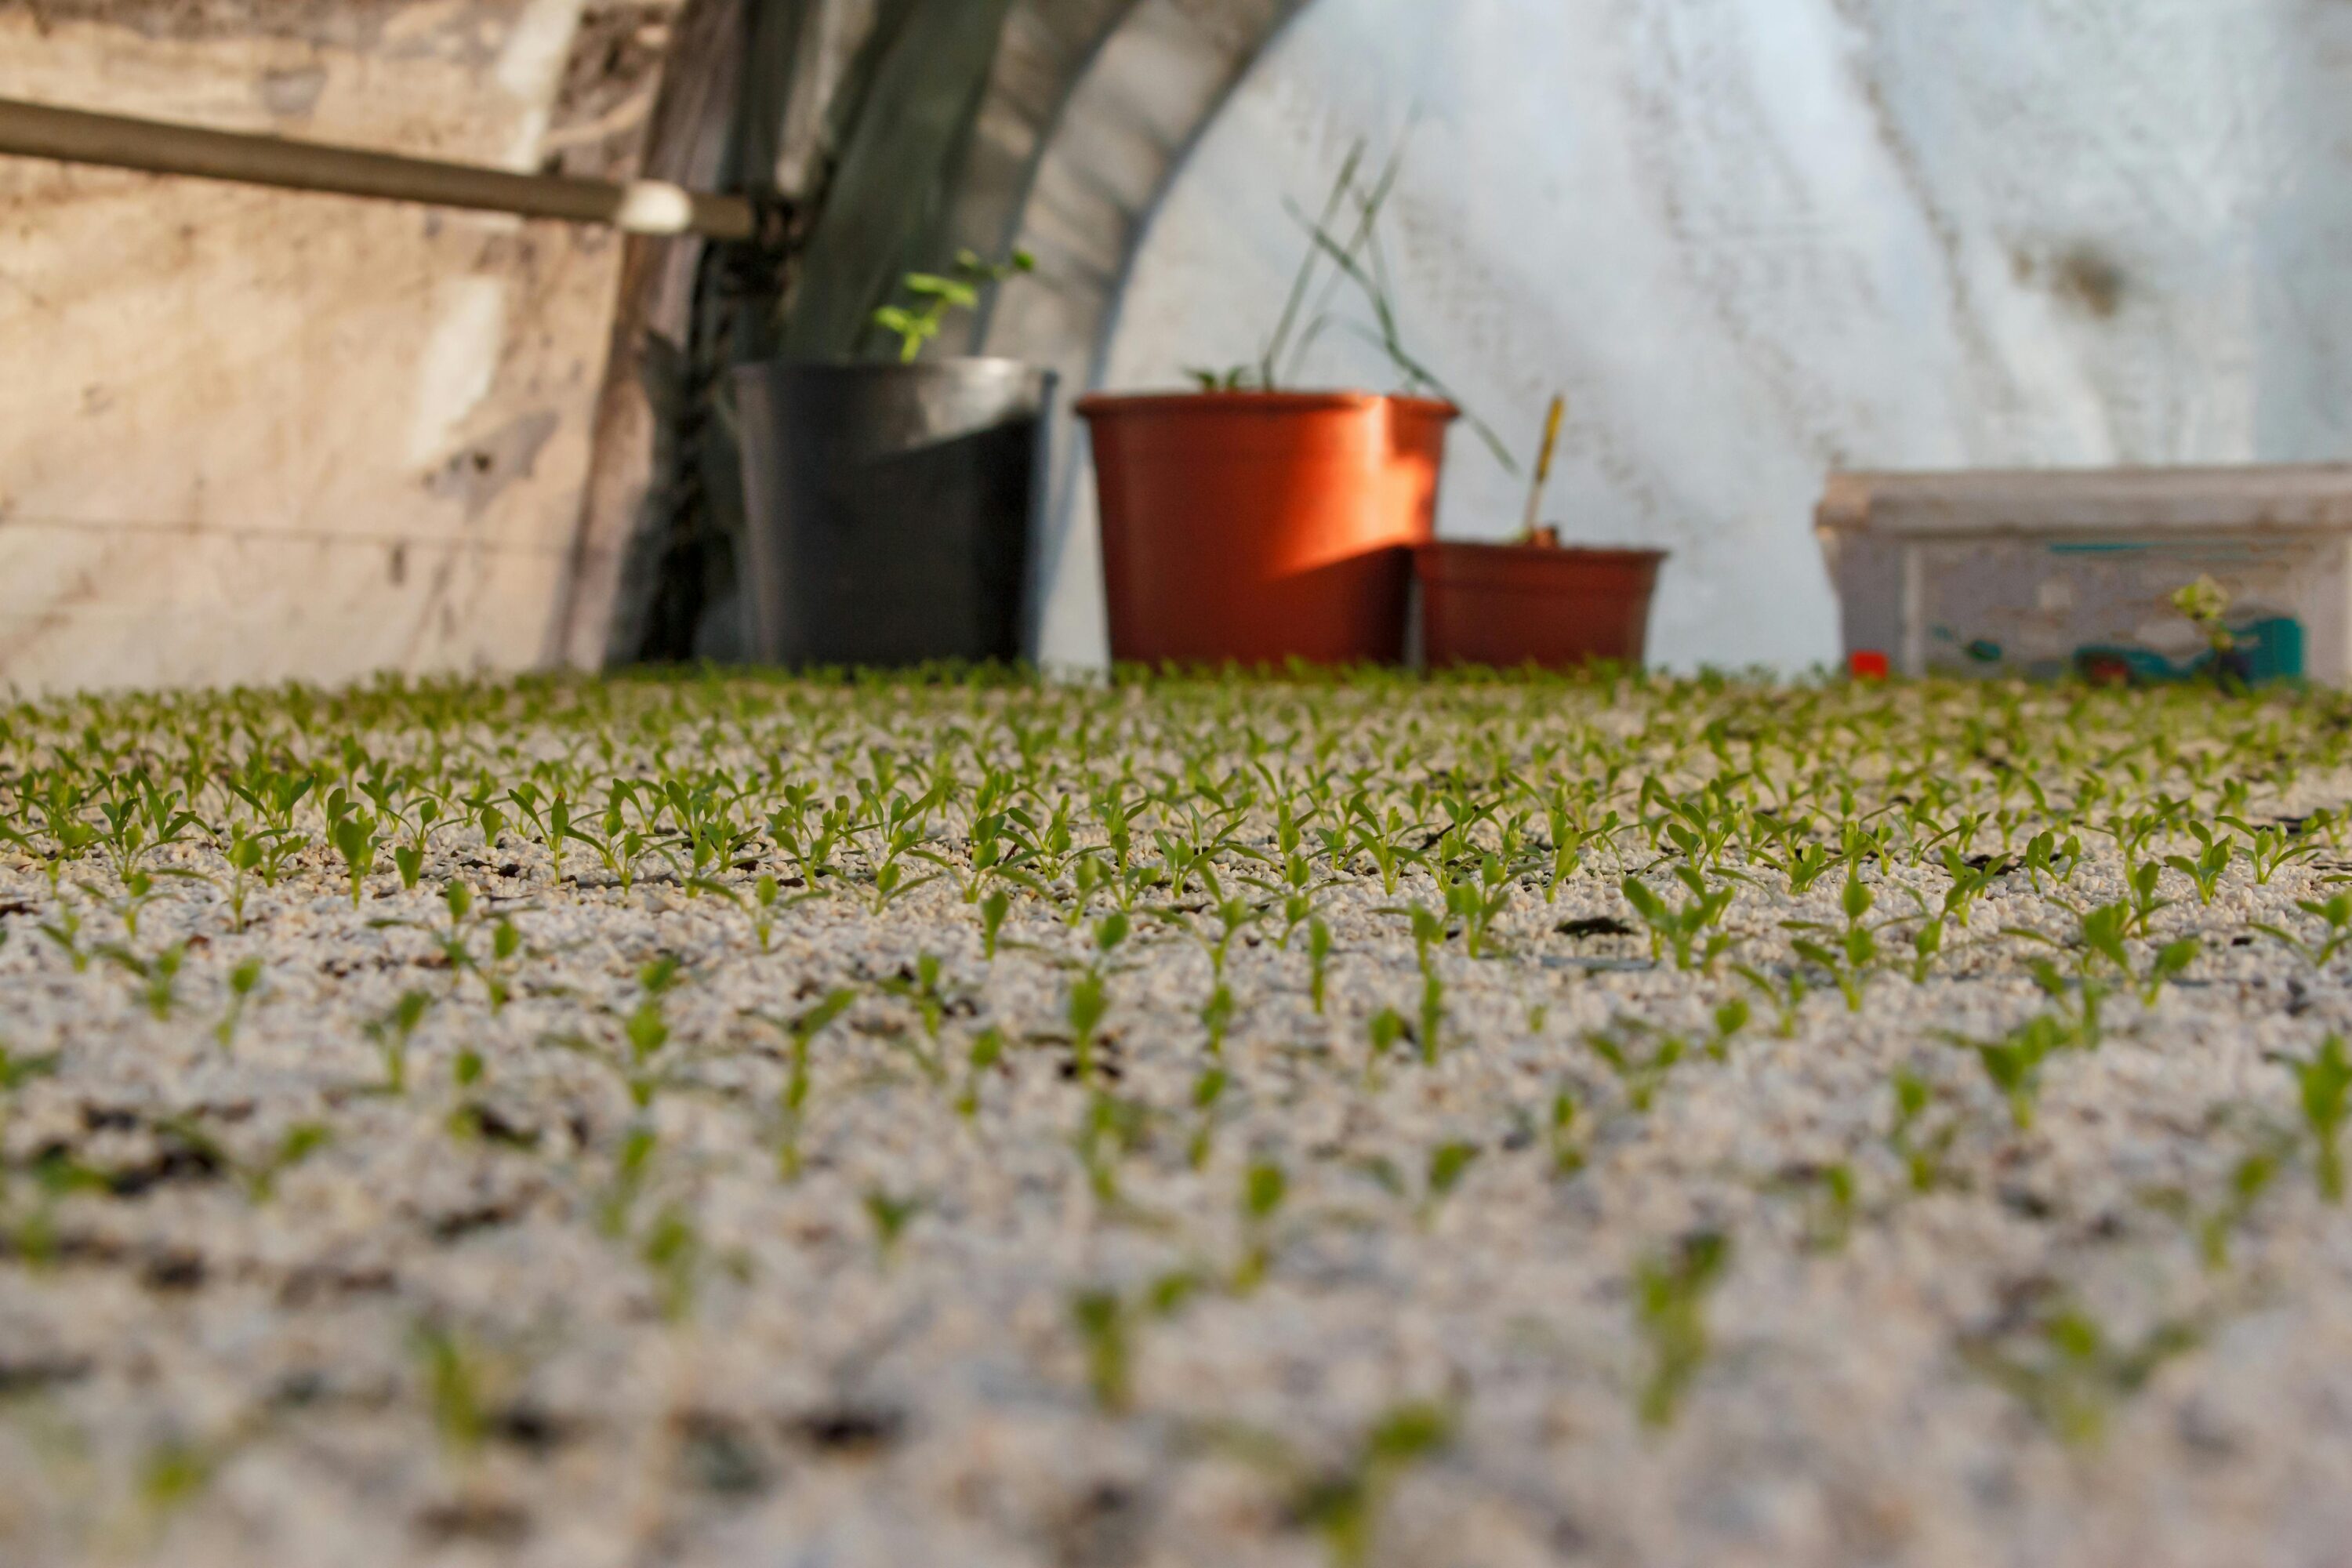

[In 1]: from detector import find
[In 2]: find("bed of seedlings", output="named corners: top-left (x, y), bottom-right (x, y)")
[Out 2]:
top-left (4, 669), bottom-right (2352, 1566)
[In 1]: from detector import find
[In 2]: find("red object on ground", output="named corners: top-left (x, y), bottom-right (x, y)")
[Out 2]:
top-left (1416, 541), bottom-right (1666, 670)
top-left (1849, 650), bottom-right (1891, 680)
top-left (1077, 391), bottom-right (1454, 666)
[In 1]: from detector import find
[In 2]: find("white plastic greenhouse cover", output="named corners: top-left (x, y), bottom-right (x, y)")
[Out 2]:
top-left (1044, 0), bottom-right (2352, 674)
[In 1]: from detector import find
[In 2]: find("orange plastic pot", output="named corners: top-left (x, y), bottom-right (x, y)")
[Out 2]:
top-left (1417, 541), bottom-right (1666, 670)
top-left (1077, 391), bottom-right (1456, 666)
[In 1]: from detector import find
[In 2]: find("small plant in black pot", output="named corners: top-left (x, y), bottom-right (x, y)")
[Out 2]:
top-left (731, 249), bottom-right (1051, 669)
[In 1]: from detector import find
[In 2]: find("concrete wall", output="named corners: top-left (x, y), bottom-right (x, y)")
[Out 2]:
top-left (0, 0), bottom-right (671, 692)
top-left (1064, 0), bottom-right (2352, 673)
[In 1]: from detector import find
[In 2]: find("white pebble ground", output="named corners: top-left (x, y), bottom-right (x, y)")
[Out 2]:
top-left (5, 672), bottom-right (2352, 1566)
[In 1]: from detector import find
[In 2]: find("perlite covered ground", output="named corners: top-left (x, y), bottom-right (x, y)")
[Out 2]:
top-left (5, 672), bottom-right (2352, 1566)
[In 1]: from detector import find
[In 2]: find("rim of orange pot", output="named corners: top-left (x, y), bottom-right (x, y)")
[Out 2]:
top-left (1074, 390), bottom-right (1459, 420)
top-left (1416, 539), bottom-right (1670, 568)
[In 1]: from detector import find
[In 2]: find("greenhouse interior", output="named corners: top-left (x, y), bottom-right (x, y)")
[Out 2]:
top-left (6, 2), bottom-right (2352, 1565)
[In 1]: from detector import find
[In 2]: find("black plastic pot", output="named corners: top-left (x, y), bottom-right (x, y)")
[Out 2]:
top-left (731, 359), bottom-right (1055, 667)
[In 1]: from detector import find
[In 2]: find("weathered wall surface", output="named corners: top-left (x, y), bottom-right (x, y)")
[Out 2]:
top-left (0, 0), bottom-right (673, 692)
top-left (1080, 0), bottom-right (2352, 673)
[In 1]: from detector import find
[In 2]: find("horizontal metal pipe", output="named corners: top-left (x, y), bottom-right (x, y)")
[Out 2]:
top-left (0, 96), bottom-right (757, 241)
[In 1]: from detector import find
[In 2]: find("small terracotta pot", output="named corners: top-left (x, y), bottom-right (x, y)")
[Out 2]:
top-left (1077, 391), bottom-right (1455, 666)
top-left (1417, 540), bottom-right (1667, 670)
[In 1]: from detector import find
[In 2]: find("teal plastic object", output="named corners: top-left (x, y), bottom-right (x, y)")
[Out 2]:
top-left (2072, 616), bottom-right (2304, 686)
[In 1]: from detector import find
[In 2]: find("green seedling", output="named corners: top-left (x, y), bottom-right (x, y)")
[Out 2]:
top-left (368, 989), bottom-right (432, 1096)
top-left (1067, 970), bottom-right (1110, 1086)
top-left (0, 1042), bottom-right (60, 1098)
top-left (1786, 872), bottom-right (1880, 1011)
top-left (1585, 1018), bottom-right (1686, 1113)
top-left (979, 887), bottom-right (1012, 960)
top-left (2203, 1149), bottom-right (2279, 1269)
top-left (768, 987), bottom-right (856, 1179)
top-left (1073, 1090), bottom-right (1150, 1207)
top-left (1733, 962), bottom-right (1809, 1038)
top-left (220, 824), bottom-right (270, 929)
top-left (2293, 1033), bottom-right (2352, 1203)
top-left (1070, 1287), bottom-right (1134, 1413)
top-left (223, 764), bottom-right (315, 885)
top-left (243, 1121), bottom-right (330, 1203)
top-left (2144, 1146), bottom-right (2280, 1272)
top-left (98, 940), bottom-right (185, 1020)
top-left (1200, 981), bottom-right (1236, 1058)
top-left (325, 794), bottom-right (383, 907)
top-left (93, 775), bottom-right (198, 881)
top-left (1548, 1089), bottom-right (1585, 1176)
top-left (2019, 829), bottom-right (2085, 895)
top-left (1364, 1006), bottom-right (1406, 1082)
top-left (871, 249), bottom-right (1035, 363)
top-left (89, 867), bottom-right (147, 939)
top-left (2230, 816), bottom-right (2323, 886)
top-left (866, 852), bottom-right (942, 916)
top-left (480, 918), bottom-right (522, 1013)
top-left (411, 1320), bottom-right (494, 1457)
top-left (1234, 1157), bottom-right (1288, 1292)
top-left (599, 1122), bottom-right (658, 1238)
top-left (1936, 846), bottom-right (2002, 927)
top-left (1962, 1303), bottom-right (2201, 1449)
top-left (862, 1188), bottom-right (923, 1265)
top-left (1804, 1163), bottom-right (1857, 1250)
top-left (37, 904), bottom-right (90, 971)
top-left (2122, 858), bottom-right (2171, 936)
top-left (1306, 915), bottom-right (1334, 1014)
top-left (877, 952), bottom-right (961, 1082)
top-left (2164, 828), bottom-right (2233, 906)
top-left (1951, 1012), bottom-right (2074, 1130)
top-left (2024, 959), bottom-right (2109, 1049)
top-left (750, 872), bottom-right (781, 952)
top-left (13, 1148), bottom-right (111, 1266)
top-left (641, 1206), bottom-right (702, 1319)
top-left (622, 957), bottom-right (678, 1103)
top-left (1417, 967), bottom-right (1446, 1067)
top-left (1339, 802), bottom-right (1429, 896)
top-left (1289, 1401), bottom-right (1454, 1568)
top-left (1621, 868), bottom-right (1736, 974)
top-left (1421, 1139), bottom-right (1479, 1224)
top-left (139, 1433), bottom-right (230, 1518)
top-left (1541, 793), bottom-right (1616, 902)
top-left (1635, 1230), bottom-right (1732, 1428)
top-left (957, 1025), bottom-right (1005, 1120)
top-left (214, 956), bottom-right (263, 1050)
top-left (1907, 913), bottom-right (1944, 983)
top-left (561, 782), bottom-right (659, 891)
top-left (1177, 892), bottom-right (1261, 982)
top-left (1708, 997), bottom-right (1751, 1062)
top-left (1887, 1068), bottom-right (1962, 1192)
top-left (20, 775), bottom-right (101, 889)
top-left (1187, 1065), bottom-right (1229, 1170)
top-left (1067, 1270), bottom-right (1205, 1415)
top-left (2140, 936), bottom-right (2200, 1005)
top-left (2252, 892), bottom-right (2352, 971)
top-left (1439, 851), bottom-right (1513, 958)
top-left (1760, 837), bottom-right (1838, 896)
top-left (2172, 573), bottom-right (2236, 660)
